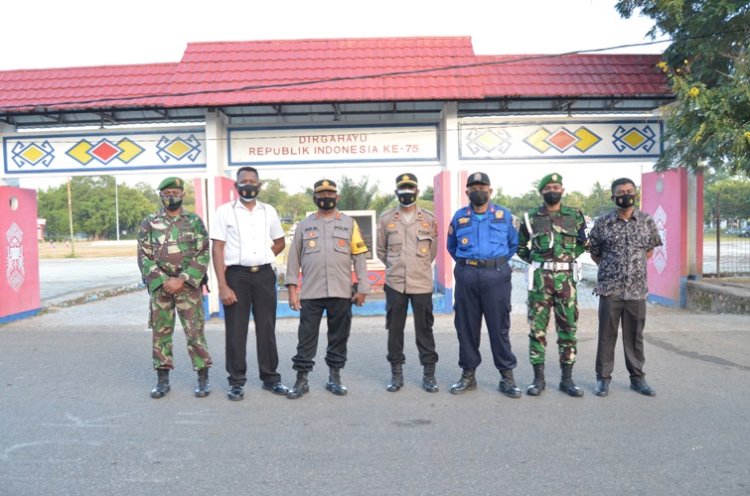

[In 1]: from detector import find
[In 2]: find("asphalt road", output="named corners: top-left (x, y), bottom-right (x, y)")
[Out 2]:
top-left (1, 289), bottom-right (749, 496)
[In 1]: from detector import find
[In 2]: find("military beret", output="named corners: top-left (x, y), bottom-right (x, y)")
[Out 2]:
top-left (158, 176), bottom-right (184, 191)
top-left (314, 179), bottom-right (337, 193)
top-left (396, 173), bottom-right (418, 188)
top-left (538, 172), bottom-right (563, 192)
top-left (466, 171), bottom-right (491, 187)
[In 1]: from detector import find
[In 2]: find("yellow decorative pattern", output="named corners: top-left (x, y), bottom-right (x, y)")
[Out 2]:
top-left (67, 141), bottom-right (95, 165)
top-left (524, 129), bottom-right (551, 153)
top-left (20, 145), bottom-right (45, 164)
top-left (622, 130), bottom-right (647, 149)
top-left (116, 138), bottom-right (145, 163)
top-left (574, 127), bottom-right (602, 152)
top-left (165, 139), bottom-right (191, 159)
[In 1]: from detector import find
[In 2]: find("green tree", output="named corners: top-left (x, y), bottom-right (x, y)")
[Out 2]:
top-left (704, 177), bottom-right (750, 226)
top-left (616, 0), bottom-right (750, 175)
top-left (582, 181), bottom-right (613, 218)
top-left (337, 175), bottom-right (379, 210)
top-left (37, 176), bottom-right (157, 240)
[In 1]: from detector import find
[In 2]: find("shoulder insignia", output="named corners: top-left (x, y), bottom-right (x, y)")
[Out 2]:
top-left (458, 217), bottom-right (470, 225)
top-left (394, 212), bottom-right (400, 220)
top-left (495, 210), bottom-right (504, 220)
top-left (417, 211), bottom-right (423, 220)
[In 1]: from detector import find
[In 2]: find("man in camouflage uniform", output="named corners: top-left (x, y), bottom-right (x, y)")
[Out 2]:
top-left (137, 176), bottom-right (212, 399)
top-left (285, 179), bottom-right (371, 399)
top-left (517, 173), bottom-right (587, 397)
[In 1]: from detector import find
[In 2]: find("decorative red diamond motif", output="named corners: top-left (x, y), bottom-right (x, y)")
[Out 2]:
top-left (547, 129), bottom-right (577, 151)
top-left (90, 141), bottom-right (120, 162)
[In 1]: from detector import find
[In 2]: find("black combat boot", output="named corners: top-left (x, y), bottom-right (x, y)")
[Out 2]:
top-left (449, 369), bottom-right (476, 395)
top-left (286, 371), bottom-right (309, 400)
top-left (559, 363), bottom-right (584, 397)
top-left (498, 369), bottom-right (522, 398)
top-left (527, 363), bottom-right (546, 396)
top-left (150, 368), bottom-right (170, 399)
top-left (422, 364), bottom-right (439, 393)
top-left (194, 368), bottom-right (211, 398)
top-left (386, 363), bottom-right (404, 392)
top-left (325, 367), bottom-right (348, 396)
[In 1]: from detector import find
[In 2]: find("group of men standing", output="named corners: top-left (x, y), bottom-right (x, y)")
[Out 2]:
top-left (136, 168), bottom-right (662, 401)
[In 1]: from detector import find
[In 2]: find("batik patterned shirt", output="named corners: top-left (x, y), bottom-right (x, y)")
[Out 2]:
top-left (587, 208), bottom-right (662, 300)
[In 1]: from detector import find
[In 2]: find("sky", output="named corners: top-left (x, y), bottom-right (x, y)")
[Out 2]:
top-left (2, 0), bottom-right (669, 197)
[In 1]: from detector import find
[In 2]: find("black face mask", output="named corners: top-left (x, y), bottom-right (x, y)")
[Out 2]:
top-left (543, 191), bottom-right (562, 206)
top-left (469, 190), bottom-right (489, 207)
top-left (614, 194), bottom-right (636, 209)
top-left (237, 183), bottom-right (259, 202)
top-left (397, 191), bottom-right (417, 207)
top-left (161, 195), bottom-right (183, 211)
top-left (316, 196), bottom-right (337, 211)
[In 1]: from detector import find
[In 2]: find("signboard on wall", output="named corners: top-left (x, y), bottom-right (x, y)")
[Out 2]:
top-left (3, 129), bottom-right (207, 175)
top-left (228, 124), bottom-right (439, 166)
top-left (459, 120), bottom-right (663, 160)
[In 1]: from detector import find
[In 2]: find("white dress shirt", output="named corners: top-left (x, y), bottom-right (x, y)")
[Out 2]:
top-left (211, 199), bottom-right (285, 266)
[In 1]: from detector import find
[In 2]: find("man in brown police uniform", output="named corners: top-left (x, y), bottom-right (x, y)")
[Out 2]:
top-left (285, 179), bottom-right (371, 399)
top-left (376, 173), bottom-right (439, 393)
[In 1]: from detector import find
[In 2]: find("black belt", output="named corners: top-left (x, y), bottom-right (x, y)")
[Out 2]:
top-left (228, 264), bottom-right (272, 273)
top-left (458, 257), bottom-right (508, 268)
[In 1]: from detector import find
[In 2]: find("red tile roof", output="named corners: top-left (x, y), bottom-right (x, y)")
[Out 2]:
top-left (0, 63), bottom-right (177, 111)
top-left (163, 37), bottom-right (484, 107)
top-left (477, 54), bottom-right (669, 97)
top-left (0, 37), bottom-right (671, 113)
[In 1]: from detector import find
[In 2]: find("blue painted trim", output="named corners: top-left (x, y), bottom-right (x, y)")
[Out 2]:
top-left (647, 293), bottom-right (678, 307)
top-left (457, 119), bottom-right (664, 161)
top-left (3, 129), bottom-right (207, 174)
top-left (0, 307), bottom-right (42, 324)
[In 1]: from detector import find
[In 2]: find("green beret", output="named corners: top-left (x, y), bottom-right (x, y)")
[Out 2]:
top-left (158, 176), bottom-right (184, 191)
top-left (537, 173), bottom-right (562, 192)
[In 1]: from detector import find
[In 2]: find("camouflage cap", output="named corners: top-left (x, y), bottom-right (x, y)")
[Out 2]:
top-left (314, 179), bottom-right (338, 193)
top-left (537, 172), bottom-right (563, 192)
top-left (158, 176), bottom-right (184, 191)
top-left (396, 173), bottom-right (418, 188)
top-left (466, 171), bottom-right (491, 187)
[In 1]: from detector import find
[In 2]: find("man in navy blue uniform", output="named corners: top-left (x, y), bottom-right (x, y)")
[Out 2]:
top-left (447, 172), bottom-right (521, 398)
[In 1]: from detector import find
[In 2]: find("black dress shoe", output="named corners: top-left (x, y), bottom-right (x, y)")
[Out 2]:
top-left (594, 379), bottom-right (609, 397)
top-left (630, 379), bottom-right (655, 396)
top-left (262, 382), bottom-right (289, 395)
top-left (150, 382), bottom-right (170, 399)
top-left (227, 385), bottom-right (245, 401)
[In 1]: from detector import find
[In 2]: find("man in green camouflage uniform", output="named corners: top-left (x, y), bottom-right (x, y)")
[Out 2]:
top-left (137, 176), bottom-right (212, 399)
top-left (517, 173), bottom-right (587, 398)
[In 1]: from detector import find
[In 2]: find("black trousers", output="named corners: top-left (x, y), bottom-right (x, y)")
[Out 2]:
top-left (595, 296), bottom-right (647, 381)
top-left (292, 298), bottom-right (351, 373)
top-left (224, 266), bottom-right (280, 386)
top-left (384, 285), bottom-right (438, 366)
top-left (453, 263), bottom-right (516, 371)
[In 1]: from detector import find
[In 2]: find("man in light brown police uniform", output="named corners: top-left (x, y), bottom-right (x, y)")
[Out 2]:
top-left (285, 179), bottom-right (371, 399)
top-left (376, 173), bottom-right (439, 393)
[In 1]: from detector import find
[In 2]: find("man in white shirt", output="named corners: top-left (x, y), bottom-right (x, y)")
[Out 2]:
top-left (211, 167), bottom-right (289, 401)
